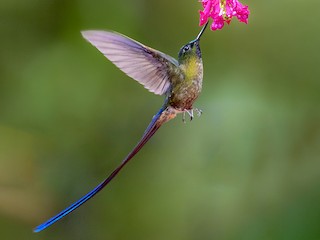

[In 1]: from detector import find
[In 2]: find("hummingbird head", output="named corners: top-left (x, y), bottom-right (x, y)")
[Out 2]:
top-left (178, 22), bottom-right (208, 64)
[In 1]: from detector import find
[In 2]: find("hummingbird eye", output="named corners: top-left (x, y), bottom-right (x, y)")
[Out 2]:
top-left (178, 43), bottom-right (193, 58)
top-left (183, 45), bottom-right (190, 52)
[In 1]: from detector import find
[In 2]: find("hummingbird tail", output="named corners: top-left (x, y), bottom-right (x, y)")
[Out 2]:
top-left (34, 106), bottom-right (176, 232)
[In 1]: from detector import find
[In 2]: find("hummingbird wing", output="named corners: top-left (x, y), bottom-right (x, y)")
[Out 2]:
top-left (34, 106), bottom-right (177, 232)
top-left (81, 30), bottom-right (179, 95)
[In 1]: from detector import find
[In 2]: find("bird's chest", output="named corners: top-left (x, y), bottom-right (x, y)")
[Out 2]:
top-left (169, 76), bottom-right (202, 111)
top-left (168, 59), bottom-right (203, 111)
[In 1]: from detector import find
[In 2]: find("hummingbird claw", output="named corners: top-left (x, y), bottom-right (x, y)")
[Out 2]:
top-left (194, 108), bottom-right (203, 117)
top-left (186, 109), bottom-right (194, 121)
top-left (182, 112), bottom-right (186, 124)
top-left (183, 108), bottom-right (202, 122)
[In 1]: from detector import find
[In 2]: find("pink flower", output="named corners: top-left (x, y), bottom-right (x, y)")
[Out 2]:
top-left (198, 0), bottom-right (250, 30)
top-left (211, 15), bottom-right (225, 30)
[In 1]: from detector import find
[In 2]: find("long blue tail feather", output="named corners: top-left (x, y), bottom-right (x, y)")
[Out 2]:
top-left (34, 108), bottom-right (165, 232)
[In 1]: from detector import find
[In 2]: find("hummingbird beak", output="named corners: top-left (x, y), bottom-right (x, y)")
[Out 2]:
top-left (195, 21), bottom-right (209, 42)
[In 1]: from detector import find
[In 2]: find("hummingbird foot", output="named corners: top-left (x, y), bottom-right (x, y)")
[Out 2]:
top-left (186, 109), bottom-right (194, 121)
top-left (182, 108), bottom-right (202, 123)
top-left (194, 108), bottom-right (203, 117)
top-left (182, 112), bottom-right (186, 124)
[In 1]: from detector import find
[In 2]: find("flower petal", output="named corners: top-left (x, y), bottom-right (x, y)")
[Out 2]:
top-left (198, 0), bottom-right (250, 30)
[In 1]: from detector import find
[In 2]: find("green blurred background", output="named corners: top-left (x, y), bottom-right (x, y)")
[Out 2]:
top-left (1, 0), bottom-right (320, 239)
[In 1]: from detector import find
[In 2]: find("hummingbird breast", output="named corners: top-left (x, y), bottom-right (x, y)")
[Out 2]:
top-left (168, 59), bottom-right (203, 111)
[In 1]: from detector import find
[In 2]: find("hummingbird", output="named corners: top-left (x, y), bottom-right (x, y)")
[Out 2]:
top-left (34, 22), bottom-right (208, 232)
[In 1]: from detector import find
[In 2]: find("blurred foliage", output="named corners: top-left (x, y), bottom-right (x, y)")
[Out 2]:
top-left (0, 0), bottom-right (320, 239)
